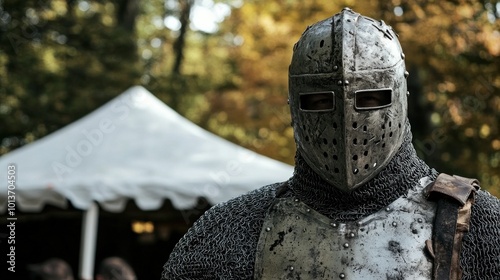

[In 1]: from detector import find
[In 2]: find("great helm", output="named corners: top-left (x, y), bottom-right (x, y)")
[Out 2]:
top-left (289, 8), bottom-right (409, 192)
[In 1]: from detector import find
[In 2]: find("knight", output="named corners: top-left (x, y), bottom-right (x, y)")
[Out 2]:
top-left (162, 8), bottom-right (500, 280)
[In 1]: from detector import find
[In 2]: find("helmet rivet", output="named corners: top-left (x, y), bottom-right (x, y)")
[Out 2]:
top-left (337, 80), bottom-right (342, 85)
top-left (404, 71), bottom-right (409, 78)
top-left (289, 266), bottom-right (294, 271)
top-left (340, 273), bottom-right (346, 279)
top-left (407, 91), bottom-right (410, 96)
top-left (333, 65), bottom-right (339, 71)
top-left (343, 242), bottom-right (350, 248)
top-left (265, 227), bottom-right (271, 232)
top-left (392, 222), bottom-right (398, 227)
top-left (344, 80), bottom-right (349, 85)
top-left (401, 53), bottom-right (406, 59)
top-left (330, 222), bottom-right (338, 228)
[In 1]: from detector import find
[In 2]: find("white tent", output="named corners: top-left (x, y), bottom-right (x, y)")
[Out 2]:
top-left (0, 86), bottom-right (293, 279)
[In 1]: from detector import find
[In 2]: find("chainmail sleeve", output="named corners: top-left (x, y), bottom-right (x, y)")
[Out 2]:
top-left (161, 183), bottom-right (280, 280)
top-left (460, 190), bottom-right (500, 279)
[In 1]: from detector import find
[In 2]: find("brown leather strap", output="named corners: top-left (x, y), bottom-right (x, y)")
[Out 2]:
top-left (425, 173), bottom-right (479, 280)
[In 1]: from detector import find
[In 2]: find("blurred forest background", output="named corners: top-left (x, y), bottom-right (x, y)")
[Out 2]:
top-left (0, 0), bottom-right (498, 195)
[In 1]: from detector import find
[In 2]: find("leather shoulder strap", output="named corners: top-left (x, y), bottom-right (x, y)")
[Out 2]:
top-left (425, 173), bottom-right (480, 280)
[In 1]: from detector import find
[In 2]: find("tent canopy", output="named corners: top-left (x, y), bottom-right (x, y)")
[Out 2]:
top-left (0, 86), bottom-right (293, 213)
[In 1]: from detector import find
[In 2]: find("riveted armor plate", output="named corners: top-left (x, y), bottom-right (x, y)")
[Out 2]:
top-left (254, 177), bottom-right (436, 279)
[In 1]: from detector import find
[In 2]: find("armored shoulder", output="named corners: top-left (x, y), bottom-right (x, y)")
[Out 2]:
top-left (162, 183), bottom-right (281, 280)
top-left (460, 190), bottom-right (500, 279)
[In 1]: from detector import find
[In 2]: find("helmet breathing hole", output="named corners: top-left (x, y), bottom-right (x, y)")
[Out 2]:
top-left (333, 139), bottom-right (337, 145)
top-left (382, 134), bottom-right (385, 139)
top-left (323, 152), bottom-right (328, 158)
top-left (398, 123), bottom-right (402, 128)
top-left (352, 122), bottom-right (358, 129)
top-left (325, 165), bottom-right (330, 171)
top-left (334, 168), bottom-right (340, 173)
top-left (333, 155), bottom-right (338, 160)
top-left (305, 136), bottom-right (309, 142)
top-left (363, 139), bottom-right (368, 145)
top-left (320, 40), bottom-right (325, 47)
top-left (382, 143), bottom-right (386, 148)
top-left (364, 164), bottom-right (369, 169)
top-left (352, 155), bottom-right (358, 160)
top-left (333, 122), bottom-right (338, 129)
top-left (363, 126), bottom-right (367, 132)
top-left (389, 132), bottom-right (393, 137)
top-left (353, 138), bottom-right (358, 145)
top-left (389, 121), bottom-right (392, 127)
top-left (364, 151), bottom-right (368, 156)
top-left (323, 138), bottom-right (328, 144)
top-left (382, 124), bottom-right (386, 129)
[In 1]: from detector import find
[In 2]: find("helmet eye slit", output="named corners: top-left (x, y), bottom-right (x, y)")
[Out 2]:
top-left (355, 88), bottom-right (392, 110)
top-left (299, 91), bottom-right (335, 112)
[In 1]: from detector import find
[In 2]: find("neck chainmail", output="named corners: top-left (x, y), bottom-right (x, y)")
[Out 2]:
top-left (284, 128), bottom-right (438, 222)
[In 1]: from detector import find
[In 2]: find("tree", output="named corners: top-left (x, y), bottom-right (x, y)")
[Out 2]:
top-left (0, 0), bottom-right (142, 153)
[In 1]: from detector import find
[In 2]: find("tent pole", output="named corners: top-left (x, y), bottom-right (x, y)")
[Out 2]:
top-left (78, 202), bottom-right (99, 280)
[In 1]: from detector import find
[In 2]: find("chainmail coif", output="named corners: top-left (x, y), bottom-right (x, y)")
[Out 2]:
top-left (162, 128), bottom-right (500, 279)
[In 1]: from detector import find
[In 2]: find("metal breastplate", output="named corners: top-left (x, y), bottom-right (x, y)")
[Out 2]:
top-left (254, 177), bottom-right (436, 279)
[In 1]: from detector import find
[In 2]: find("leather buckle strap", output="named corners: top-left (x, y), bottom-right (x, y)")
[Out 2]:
top-left (425, 173), bottom-right (480, 280)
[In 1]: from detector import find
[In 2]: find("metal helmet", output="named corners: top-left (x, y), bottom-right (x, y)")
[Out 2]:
top-left (289, 8), bottom-right (409, 192)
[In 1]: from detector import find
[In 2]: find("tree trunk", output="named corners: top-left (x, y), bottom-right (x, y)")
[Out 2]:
top-left (172, 0), bottom-right (193, 74)
top-left (117, 0), bottom-right (140, 33)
